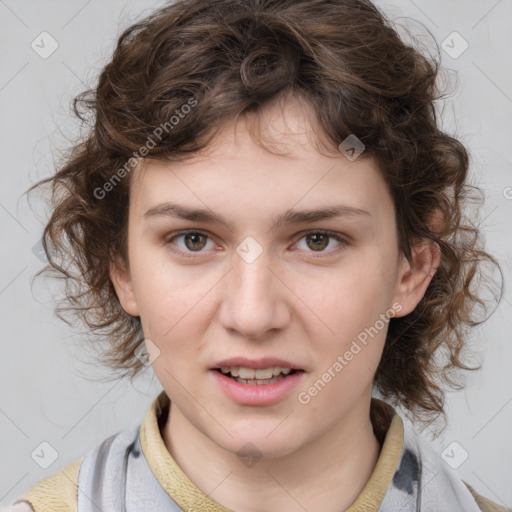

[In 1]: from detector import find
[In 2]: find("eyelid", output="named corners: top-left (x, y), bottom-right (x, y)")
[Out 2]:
top-left (165, 228), bottom-right (350, 258)
top-left (291, 229), bottom-right (350, 257)
top-left (164, 229), bottom-right (216, 257)
top-left (293, 228), bottom-right (349, 243)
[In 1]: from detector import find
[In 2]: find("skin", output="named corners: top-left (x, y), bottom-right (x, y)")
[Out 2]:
top-left (111, 94), bottom-right (440, 512)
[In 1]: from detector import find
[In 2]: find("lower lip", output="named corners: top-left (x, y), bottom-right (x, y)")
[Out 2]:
top-left (210, 370), bottom-right (304, 406)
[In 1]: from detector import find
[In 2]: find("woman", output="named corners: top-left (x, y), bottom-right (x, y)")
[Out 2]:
top-left (10, 0), bottom-right (507, 510)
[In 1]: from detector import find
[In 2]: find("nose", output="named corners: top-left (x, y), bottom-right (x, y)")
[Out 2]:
top-left (218, 251), bottom-right (292, 341)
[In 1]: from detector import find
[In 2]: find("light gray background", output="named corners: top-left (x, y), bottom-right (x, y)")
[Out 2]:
top-left (1, 0), bottom-right (511, 508)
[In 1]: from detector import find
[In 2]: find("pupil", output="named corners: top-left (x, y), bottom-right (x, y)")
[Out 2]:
top-left (185, 233), bottom-right (206, 251)
top-left (308, 233), bottom-right (328, 251)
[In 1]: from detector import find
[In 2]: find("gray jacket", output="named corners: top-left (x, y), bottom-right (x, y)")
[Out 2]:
top-left (9, 415), bottom-right (505, 511)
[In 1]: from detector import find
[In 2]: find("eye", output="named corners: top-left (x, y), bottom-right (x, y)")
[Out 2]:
top-left (165, 229), bottom-right (349, 258)
top-left (166, 230), bottom-right (216, 256)
top-left (293, 230), bottom-right (348, 256)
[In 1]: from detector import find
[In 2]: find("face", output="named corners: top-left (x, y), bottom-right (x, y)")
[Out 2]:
top-left (111, 96), bottom-right (435, 460)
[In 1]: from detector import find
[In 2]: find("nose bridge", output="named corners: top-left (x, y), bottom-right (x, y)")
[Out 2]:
top-left (234, 250), bottom-right (274, 300)
top-left (232, 234), bottom-right (275, 300)
top-left (220, 244), bottom-right (290, 338)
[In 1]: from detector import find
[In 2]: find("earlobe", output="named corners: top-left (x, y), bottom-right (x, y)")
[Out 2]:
top-left (393, 238), bottom-right (441, 317)
top-left (109, 258), bottom-right (139, 317)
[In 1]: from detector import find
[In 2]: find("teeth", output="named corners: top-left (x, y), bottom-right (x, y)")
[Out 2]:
top-left (219, 366), bottom-right (293, 379)
top-left (237, 367), bottom-right (254, 379)
top-left (235, 376), bottom-right (284, 385)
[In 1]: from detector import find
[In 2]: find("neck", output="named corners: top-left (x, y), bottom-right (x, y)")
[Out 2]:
top-left (162, 393), bottom-right (382, 512)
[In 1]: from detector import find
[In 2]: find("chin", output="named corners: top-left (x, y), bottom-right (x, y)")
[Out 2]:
top-left (211, 425), bottom-right (308, 462)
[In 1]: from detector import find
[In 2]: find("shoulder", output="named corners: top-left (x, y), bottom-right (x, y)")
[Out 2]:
top-left (415, 433), bottom-right (510, 512)
top-left (5, 396), bottom-right (161, 512)
top-left (6, 456), bottom-right (84, 512)
top-left (386, 408), bottom-right (510, 512)
top-left (463, 481), bottom-right (511, 512)
top-left (6, 428), bottom-right (141, 512)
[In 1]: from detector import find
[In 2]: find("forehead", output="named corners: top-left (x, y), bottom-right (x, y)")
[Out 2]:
top-left (129, 96), bottom-right (393, 225)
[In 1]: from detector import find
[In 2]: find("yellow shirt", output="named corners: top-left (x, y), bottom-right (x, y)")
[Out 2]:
top-left (11, 391), bottom-right (509, 512)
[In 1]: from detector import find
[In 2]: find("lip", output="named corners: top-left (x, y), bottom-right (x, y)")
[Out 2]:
top-left (210, 368), bottom-right (305, 406)
top-left (211, 357), bottom-right (303, 370)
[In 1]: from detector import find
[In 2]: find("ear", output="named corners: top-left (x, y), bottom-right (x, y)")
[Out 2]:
top-left (109, 256), bottom-right (139, 317)
top-left (393, 212), bottom-right (443, 317)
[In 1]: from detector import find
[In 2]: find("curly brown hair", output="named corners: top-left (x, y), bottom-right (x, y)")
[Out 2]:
top-left (27, 0), bottom-right (502, 427)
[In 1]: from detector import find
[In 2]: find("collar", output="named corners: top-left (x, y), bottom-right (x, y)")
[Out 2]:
top-left (139, 390), bottom-right (404, 512)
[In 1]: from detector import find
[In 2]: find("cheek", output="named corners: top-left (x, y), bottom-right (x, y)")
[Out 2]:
top-left (297, 251), bottom-right (397, 370)
top-left (302, 274), bottom-right (393, 406)
top-left (129, 242), bottom-right (198, 317)
top-left (304, 256), bottom-right (397, 326)
top-left (130, 261), bottom-right (216, 366)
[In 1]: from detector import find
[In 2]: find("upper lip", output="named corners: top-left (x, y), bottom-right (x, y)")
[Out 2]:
top-left (212, 357), bottom-right (303, 370)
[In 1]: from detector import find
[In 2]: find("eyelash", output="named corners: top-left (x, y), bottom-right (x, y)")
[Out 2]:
top-left (164, 229), bottom-right (349, 259)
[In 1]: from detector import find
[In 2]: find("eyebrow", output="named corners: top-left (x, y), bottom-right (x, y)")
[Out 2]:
top-left (143, 202), bottom-right (371, 232)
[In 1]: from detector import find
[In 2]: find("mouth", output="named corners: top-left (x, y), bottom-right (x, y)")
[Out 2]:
top-left (213, 366), bottom-right (301, 386)
top-left (210, 360), bottom-right (306, 405)
top-left (210, 357), bottom-right (306, 405)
